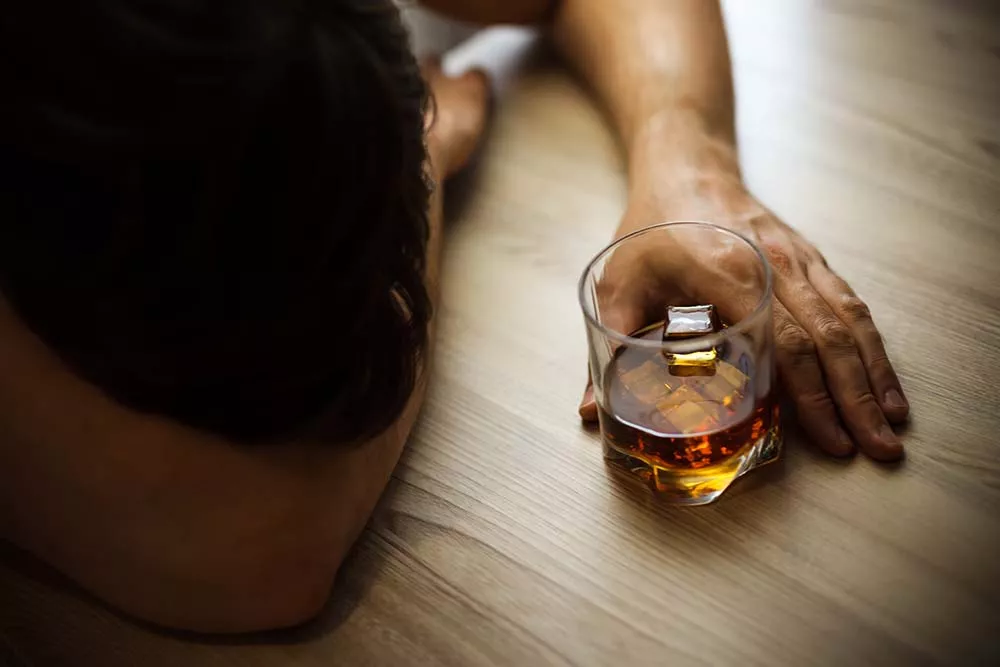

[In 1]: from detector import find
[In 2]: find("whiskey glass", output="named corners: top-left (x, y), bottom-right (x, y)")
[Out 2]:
top-left (579, 221), bottom-right (781, 505)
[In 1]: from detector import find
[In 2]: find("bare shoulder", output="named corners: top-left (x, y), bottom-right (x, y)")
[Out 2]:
top-left (0, 294), bottom-right (414, 632)
top-left (417, 0), bottom-right (556, 25)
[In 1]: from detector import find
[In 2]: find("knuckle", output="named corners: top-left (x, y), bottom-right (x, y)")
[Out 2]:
top-left (850, 391), bottom-right (881, 412)
top-left (840, 295), bottom-right (872, 322)
top-left (797, 389), bottom-right (836, 413)
top-left (816, 318), bottom-right (856, 351)
top-left (790, 280), bottom-right (822, 308)
top-left (762, 242), bottom-right (794, 276)
top-left (776, 322), bottom-right (816, 362)
top-left (870, 351), bottom-right (892, 368)
top-left (868, 351), bottom-right (895, 376)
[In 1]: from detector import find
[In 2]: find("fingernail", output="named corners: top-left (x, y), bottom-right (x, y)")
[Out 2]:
top-left (884, 388), bottom-right (907, 410)
top-left (879, 424), bottom-right (902, 449)
top-left (579, 386), bottom-right (594, 409)
top-left (875, 424), bottom-right (904, 461)
top-left (834, 428), bottom-right (855, 456)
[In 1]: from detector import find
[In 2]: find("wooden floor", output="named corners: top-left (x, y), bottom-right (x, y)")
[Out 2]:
top-left (3, 1), bottom-right (999, 665)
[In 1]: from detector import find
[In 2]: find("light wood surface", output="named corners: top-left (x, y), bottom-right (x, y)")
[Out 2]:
top-left (2, 1), bottom-right (999, 665)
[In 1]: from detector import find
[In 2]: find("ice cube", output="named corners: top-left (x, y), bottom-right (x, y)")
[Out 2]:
top-left (716, 359), bottom-right (749, 390)
top-left (667, 350), bottom-right (718, 377)
top-left (620, 360), bottom-right (673, 403)
top-left (663, 305), bottom-right (721, 375)
top-left (663, 305), bottom-right (721, 339)
top-left (700, 372), bottom-right (744, 407)
top-left (658, 399), bottom-right (721, 435)
top-left (654, 384), bottom-right (705, 414)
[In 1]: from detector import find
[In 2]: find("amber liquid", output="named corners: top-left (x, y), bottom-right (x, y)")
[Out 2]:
top-left (598, 322), bottom-right (780, 503)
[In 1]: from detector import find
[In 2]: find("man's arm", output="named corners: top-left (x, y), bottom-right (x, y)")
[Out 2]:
top-left (0, 64), bottom-right (489, 634)
top-left (0, 217), bottom-right (439, 633)
top-left (0, 294), bottom-right (390, 632)
top-left (550, 0), bottom-right (906, 460)
top-left (553, 0), bottom-right (735, 154)
top-left (424, 0), bottom-right (908, 459)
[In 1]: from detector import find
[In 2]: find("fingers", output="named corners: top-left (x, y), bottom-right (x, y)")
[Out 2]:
top-left (809, 266), bottom-right (909, 423)
top-left (775, 276), bottom-right (904, 461)
top-left (579, 384), bottom-right (597, 422)
top-left (773, 302), bottom-right (855, 457)
top-left (579, 294), bottom-right (646, 423)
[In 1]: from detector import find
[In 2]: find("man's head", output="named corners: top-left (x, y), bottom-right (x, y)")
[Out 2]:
top-left (0, 0), bottom-right (431, 442)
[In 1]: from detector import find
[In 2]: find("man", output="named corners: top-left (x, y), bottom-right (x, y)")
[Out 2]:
top-left (0, 0), bottom-right (908, 633)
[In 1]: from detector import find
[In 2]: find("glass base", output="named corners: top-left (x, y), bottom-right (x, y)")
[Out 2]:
top-left (603, 423), bottom-right (783, 506)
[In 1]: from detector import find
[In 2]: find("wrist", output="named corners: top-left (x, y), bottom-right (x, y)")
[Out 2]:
top-left (626, 110), bottom-right (742, 202)
top-left (619, 116), bottom-right (768, 235)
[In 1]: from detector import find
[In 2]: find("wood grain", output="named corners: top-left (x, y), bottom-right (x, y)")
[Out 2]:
top-left (2, 1), bottom-right (999, 665)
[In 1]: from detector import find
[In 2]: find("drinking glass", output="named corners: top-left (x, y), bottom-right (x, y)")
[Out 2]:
top-left (578, 221), bottom-right (781, 505)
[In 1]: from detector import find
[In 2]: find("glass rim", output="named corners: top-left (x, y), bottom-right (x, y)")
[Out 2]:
top-left (577, 220), bottom-right (774, 351)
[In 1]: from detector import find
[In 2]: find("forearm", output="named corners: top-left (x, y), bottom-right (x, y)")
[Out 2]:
top-left (0, 174), bottom-right (445, 633)
top-left (551, 0), bottom-right (741, 193)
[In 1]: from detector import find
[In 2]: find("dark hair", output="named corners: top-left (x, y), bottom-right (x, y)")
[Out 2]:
top-left (0, 0), bottom-right (431, 443)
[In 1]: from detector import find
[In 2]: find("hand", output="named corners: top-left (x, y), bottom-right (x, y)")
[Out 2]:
top-left (579, 154), bottom-right (909, 462)
top-left (421, 58), bottom-right (492, 181)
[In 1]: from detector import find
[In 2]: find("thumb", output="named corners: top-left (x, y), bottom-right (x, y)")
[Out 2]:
top-left (579, 300), bottom-right (647, 423)
top-left (579, 380), bottom-right (597, 422)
